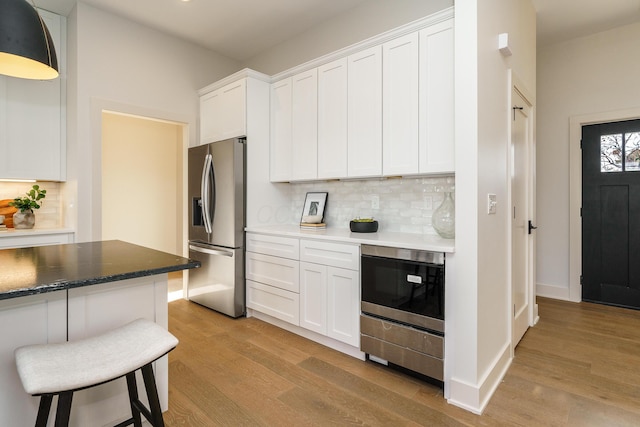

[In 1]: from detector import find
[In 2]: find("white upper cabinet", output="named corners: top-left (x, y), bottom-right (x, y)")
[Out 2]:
top-left (291, 69), bottom-right (318, 181)
top-left (347, 46), bottom-right (383, 178)
top-left (382, 33), bottom-right (419, 176)
top-left (268, 13), bottom-right (454, 182)
top-left (270, 78), bottom-right (293, 182)
top-left (0, 10), bottom-right (66, 181)
top-left (199, 78), bottom-right (246, 144)
top-left (419, 20), bottom-right (455, 174)
top-left (317, 58), bottom-right (348, 179)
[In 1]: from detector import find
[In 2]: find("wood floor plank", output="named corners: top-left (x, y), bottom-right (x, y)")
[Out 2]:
top-left (164, 297), bottom-right (640, 426)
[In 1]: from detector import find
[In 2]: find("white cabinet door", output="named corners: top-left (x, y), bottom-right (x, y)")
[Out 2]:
top-left (218, 79), bottom-right (247, 140)
top-left (419, 19), bottom-right (455, 174)
top-left (347, 46), bottom-right (382, 178)
top-left (199, 89), bottom-right (222, 144)
top-left (0, 291), bottom-right (66, 427)
top-left (0, 10), bottom-right (65, 181)
top-left (382, 33), bottom-right (419, 176)
top-left (291, 69), bottom-right (318, 181)
top-left (270, 78), bottom-right (293, 182)
top-left (327, 266), bottom-right (360, 346)
top-left (318, 58), bottom-right (348, 179)
top-left (199, 79), bottom-right (246, 144)
top-left (299, 261), bottom-right (327, 335)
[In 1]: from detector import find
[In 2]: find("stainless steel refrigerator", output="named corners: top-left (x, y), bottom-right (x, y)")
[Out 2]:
top-left (187, 137), bottom-right (245, 317)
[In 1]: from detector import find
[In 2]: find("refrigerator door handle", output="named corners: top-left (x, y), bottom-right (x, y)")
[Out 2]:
top-left (201, 154), bottom-right (213, 234)
top-left (189, 243), bottom-right (234, 257)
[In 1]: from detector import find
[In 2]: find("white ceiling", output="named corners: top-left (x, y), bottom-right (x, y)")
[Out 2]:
top-left (35, 0), bottom-right (640, 60)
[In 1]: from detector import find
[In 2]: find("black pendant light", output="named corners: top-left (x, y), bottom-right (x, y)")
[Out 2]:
top-left (0, 0), bottom-right (58, 80)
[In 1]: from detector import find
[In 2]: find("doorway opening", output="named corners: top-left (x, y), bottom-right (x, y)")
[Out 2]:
top-left (101, 111), bottom-right (187, 301)
top-left (582, 119), bottom-right (640, 309)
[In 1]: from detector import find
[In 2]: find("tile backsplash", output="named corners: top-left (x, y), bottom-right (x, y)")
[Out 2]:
top-left (289, 175), bottom-right (455, 234)
top-left (0, 182), bottom-right (62, 228)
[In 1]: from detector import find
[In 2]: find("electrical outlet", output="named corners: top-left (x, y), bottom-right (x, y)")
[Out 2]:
top-left (371, 195), bottom-right (380, 210)
top-left (488, 194), bottom-right (497, 215)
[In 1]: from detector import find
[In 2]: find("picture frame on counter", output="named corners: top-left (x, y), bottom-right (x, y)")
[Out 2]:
top-left (300, 192), bottom-right (328, 224)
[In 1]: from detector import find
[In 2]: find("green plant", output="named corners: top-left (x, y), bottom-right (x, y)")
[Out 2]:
top-left (9, 185), bottom-right (46, 212)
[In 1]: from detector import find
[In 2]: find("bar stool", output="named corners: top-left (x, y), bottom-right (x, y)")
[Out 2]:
top-left (15, 318), bottom-right (178, 427)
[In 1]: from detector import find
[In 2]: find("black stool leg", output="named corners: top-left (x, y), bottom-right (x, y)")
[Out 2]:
top-left (35, 394), bottom-right (53, 427)
top-left (54, 392), bottom-right (73, 427)
top-left (125, 372), bottom-right (143, 427)
top-left (141, 363), bottom-right (165, 427)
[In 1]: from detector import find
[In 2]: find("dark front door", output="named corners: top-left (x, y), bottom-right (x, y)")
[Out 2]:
top-left (582, 119), bottom-right (640, 309)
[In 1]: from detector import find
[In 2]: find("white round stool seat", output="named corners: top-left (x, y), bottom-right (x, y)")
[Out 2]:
top-left (15, 318), bottom-right (178, 395)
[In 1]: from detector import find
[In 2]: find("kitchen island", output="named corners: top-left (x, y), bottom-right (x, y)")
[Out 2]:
top-left (0, 240), bottom-right (199, 426)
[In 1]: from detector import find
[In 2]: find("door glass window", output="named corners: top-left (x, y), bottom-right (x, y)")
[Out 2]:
top-left (600, 133), bottom-right (623, 172)
top-left (625, 131), bottom-right (640, 171)
top-left (600, 131), bottom-right (640, 172)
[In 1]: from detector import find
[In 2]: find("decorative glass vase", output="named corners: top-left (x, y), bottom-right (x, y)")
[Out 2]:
top-left (13, 210), bottom-right (35, 229)
top-left (432, 192), bottom-right (455, 239)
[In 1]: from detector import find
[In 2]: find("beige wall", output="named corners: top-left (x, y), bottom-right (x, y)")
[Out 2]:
top-left (66, 2), bottom-right (240, 243)
top-left (102, 112), bottom-right (183, 255)
top-left (536, 21), bottom-right (640, 299)
top-left (242, 0), bottom-right (453, 75)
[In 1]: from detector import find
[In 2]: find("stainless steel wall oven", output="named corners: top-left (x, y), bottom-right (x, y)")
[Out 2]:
top-left (360, 244), bottom-right (445, 383)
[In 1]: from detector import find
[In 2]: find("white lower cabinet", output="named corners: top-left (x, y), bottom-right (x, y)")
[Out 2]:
top-left (0, 231), bottom-right (74, 249)
top-left (299, 239), bottom-right (360, 347)
top-left (246, 234), bottom-right (300, 325)
top-left (299, 261), bottom-right (327, 334)
top-left (300, 261), bottom-right (360, 347)
top-left (326, 266), bottom-right (360, 346)
top-left (246, 233), bottom-right (361, 350)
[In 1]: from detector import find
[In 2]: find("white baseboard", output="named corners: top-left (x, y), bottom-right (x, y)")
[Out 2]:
top-left (447, 342), bottom-right (511, 414)
top-left (536, 282), bottom-right (572, 301)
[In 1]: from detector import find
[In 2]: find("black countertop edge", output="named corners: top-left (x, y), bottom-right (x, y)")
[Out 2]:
top-left (0, 240), bottom-right (201, 301)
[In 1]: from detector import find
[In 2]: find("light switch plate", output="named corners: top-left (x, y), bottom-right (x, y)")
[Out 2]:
top-left (488, 194), bottom-right (497, 215)
top-left (371, 195), bottom-right (379, 210)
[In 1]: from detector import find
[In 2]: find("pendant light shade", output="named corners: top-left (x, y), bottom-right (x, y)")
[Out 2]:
top-left (0, 0), bottom-right (58, 80)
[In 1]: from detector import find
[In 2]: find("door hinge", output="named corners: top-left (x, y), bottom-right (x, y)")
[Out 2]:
top-left (580, 207), bottom-right (582, 217)
top-left (580, 139), bottom-right (583, 149)
top-left (580, 275), bottom-right (583, 285)
top-left (513, 304), bottom-right (516, 317)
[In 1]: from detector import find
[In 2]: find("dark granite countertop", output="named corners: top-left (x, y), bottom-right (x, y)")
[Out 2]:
top-left (0, 240), bottom-right (200, 300)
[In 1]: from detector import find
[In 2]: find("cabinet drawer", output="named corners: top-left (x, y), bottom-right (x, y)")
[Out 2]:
top-left (246, 233), bottom-right (299, 260)
top-left (299, 239), bottom-right (359, 270)
top-left (360, 334), bottom-right (443, 381)
top-left (247, 280), bottom-right (299, 325)
top-left (0, 232), bottom-right (74, 249)
top-left (246, 252), bottom-right (299, 293)
top-left (360, 314), bottom-right (443, 358)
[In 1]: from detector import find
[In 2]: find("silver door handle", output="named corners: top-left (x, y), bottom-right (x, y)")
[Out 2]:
top-left (201, 154), bottom-right (213, 234)
top-left (189, 244), bottom-right (233, 257)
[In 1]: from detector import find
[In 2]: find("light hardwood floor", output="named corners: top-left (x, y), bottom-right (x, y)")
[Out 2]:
top-left (164, 297), bottom-right (640, 426)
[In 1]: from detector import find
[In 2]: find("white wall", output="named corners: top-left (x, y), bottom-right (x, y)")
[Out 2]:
top-left (537, 22), bottom-right (640, 300)
top-left (242, 0), bottom-right (453, 75)
top-left (450, 0), bottom-right (536, 413)
top-left (65, 2), bottom-right (240, 243)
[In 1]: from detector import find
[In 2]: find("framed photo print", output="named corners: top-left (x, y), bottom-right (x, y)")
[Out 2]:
top-left (300, 192), bottom-right (328, 224)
